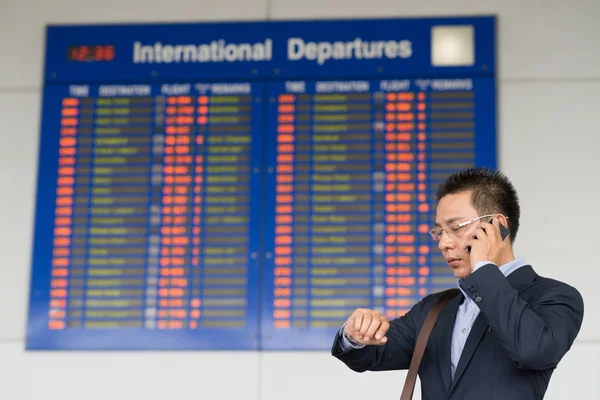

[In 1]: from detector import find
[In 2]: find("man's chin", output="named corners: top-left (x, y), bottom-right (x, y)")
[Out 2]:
top-left (450, 265), bottom-right (472, 279)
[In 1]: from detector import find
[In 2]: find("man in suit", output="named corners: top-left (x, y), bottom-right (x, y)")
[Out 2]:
top-left (331, 167), bottom-right (584, 399)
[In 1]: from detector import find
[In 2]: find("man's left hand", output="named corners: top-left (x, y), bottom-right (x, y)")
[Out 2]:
top-left (465, 218), bottom-right (505, 270)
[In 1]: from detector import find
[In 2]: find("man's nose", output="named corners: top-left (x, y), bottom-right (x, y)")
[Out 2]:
top-left (438, 232), bottom-right (455, 251)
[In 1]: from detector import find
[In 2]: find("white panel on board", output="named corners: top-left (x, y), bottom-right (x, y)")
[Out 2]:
top-left (270, 0), bottom-right (600, 81)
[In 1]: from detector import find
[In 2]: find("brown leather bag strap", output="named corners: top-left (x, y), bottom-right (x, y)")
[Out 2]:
top-left (399, 288), bottom-right (460, 400)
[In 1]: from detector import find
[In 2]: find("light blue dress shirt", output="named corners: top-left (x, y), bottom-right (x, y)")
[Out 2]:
top-left (339, 257), bottom-right (527, 379)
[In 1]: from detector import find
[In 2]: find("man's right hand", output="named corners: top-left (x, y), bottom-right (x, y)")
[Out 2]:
top-left (344, 308), bottom-right (390, 345)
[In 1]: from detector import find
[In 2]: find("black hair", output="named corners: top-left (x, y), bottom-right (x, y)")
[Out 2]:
top-left (436, 167), bottom-right (521, 242)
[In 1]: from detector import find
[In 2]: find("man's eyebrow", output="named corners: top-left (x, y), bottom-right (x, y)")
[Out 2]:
top-left (434, 216), bottom-right (463, 227)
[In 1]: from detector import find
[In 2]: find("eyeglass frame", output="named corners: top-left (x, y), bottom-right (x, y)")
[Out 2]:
top-left (429, 214), bottom-right (508, 241)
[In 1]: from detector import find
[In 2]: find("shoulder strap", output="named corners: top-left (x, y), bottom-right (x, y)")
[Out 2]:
top-left (399, 288), bottom-right (461, 400)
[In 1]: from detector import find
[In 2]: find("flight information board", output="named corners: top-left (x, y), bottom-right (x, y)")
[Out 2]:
top-left (261, 78), bottom-right (494, 348)
top-left (30, 82), bottom-right (264, 349)
top-left (27, 16), bottom-right (497, 350)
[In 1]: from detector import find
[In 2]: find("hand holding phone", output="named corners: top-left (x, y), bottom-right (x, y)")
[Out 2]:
top-left (467, 217), bottom-right (510, 253)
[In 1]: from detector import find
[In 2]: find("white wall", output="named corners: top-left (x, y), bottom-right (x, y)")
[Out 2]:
top-left (1, 0), bottom-right (599, 399)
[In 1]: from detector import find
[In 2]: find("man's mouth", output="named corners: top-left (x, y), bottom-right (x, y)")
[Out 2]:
top-left (446, 257), bottom-right (462, 267)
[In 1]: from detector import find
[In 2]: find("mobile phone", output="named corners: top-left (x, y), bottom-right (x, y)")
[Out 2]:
top-left (466, 218), bottom-right (510, 253)
top-left (495, 218), bottom-right (511, 242)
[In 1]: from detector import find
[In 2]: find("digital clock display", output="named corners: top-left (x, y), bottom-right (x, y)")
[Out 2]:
top-left (67, 45), bottom-right (115, 62)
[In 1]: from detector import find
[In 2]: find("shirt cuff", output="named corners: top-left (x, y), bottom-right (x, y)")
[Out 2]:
top-left (339, 323), bottom-right (365, 350)
top-left (474, 261), bottom-right (496, 271)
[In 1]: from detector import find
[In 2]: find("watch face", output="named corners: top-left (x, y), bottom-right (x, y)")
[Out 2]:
top-left (343, 330), bottom-right (358, 344)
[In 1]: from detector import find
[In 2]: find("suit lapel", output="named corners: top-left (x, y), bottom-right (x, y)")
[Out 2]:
top-left (444, 265), bottom-right (538, 394)
top-left (434, 292), bottom-right (463, 394)
top-left (449, 312), bottom-right (489, 393)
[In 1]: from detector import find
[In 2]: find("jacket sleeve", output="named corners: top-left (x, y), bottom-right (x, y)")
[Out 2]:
top-left (460, 264), bottom-right (585, 370)
top-left (330, 297), bottom-right (429, 372)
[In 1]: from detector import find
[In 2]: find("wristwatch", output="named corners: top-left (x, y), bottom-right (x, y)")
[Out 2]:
top-left (343, 328), bottom-right (361, 346)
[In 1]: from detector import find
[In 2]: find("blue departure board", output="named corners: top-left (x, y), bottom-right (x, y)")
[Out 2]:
top-left (27, 16), bottom-right (497, 350)
top-left (260, 78), bottom-right (495, 349)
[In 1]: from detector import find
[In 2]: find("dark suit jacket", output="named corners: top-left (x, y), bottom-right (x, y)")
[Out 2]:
top-left (331, 264), bottom-right (584, 400)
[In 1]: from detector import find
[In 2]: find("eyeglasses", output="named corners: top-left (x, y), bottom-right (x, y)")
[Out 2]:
top-left (429, 214), bottom-right (503, 241)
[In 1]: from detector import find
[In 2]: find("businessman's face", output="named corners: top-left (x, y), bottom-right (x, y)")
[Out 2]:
top-left (434, 190), bottom-right (481, 279)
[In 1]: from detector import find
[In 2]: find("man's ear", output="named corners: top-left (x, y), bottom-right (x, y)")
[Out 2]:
top-left (496, 214), bottom-right (509, 227)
